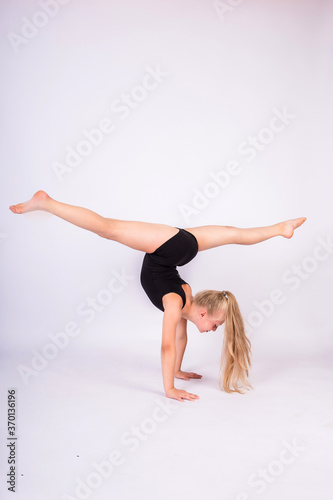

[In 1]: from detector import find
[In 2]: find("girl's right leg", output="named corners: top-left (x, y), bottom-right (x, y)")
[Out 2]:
top-left (185, 218), bottom-right (306, 252)
top-left (9, 190), bottom-right (179, 254)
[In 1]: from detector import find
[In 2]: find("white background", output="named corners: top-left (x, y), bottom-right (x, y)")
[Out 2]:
top-left (1, 1), bottom-right (333, 499)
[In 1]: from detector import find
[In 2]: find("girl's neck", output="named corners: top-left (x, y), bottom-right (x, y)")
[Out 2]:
top-left (181, 296), bottom-right (196, 322)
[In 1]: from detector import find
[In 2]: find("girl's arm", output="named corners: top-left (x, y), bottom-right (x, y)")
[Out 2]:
top-left (174, 317), bottom-right (203, 381)
top-left (161, 294), bottom-right (199, 402)
top-left (174, 317), bottom-right (188, 374)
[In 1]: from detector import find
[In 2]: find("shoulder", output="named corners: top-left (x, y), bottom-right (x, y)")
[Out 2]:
top-left (162, 293), bottom-right (183, 319)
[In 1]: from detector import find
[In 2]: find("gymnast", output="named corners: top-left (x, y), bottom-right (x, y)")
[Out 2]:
top-left (9, 191), bottom-right (306, 402)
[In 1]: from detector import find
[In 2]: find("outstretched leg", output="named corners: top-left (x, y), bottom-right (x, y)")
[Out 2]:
top-left (9, 191), bottom-right (179, 253)
top-left (185, 218), bottom-right (306, 252)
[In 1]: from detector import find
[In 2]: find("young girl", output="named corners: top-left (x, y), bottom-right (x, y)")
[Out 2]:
top-left (9, 191), bottom-right (306, 402)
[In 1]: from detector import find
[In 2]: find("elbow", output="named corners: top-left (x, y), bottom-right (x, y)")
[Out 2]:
top-left (161, 343), bottom-right (175, 354)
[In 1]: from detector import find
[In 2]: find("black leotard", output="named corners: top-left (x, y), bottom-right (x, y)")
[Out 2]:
top-left (140, 228), bottom-right (199, 312)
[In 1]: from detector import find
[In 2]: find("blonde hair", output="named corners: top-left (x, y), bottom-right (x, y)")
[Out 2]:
top-left (193, 290), bottom-right (252, 394)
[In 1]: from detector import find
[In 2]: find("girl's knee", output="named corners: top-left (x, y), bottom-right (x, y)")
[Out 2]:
top-left (100, 218), bottom-right (118, 239)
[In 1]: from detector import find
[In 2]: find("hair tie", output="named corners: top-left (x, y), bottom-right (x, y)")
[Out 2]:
top-left (222, 290), bottom-right (228, 300)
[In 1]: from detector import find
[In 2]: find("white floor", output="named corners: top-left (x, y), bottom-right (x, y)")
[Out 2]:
top-left (1, 338), bottom-right (333, 500)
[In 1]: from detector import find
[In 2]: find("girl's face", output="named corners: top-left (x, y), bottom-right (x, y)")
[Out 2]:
top-left (197, 309), bottom-right (225, 333)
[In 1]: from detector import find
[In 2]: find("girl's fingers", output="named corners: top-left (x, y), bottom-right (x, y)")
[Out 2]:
top-left (181, 391), bottom-right (199, 400)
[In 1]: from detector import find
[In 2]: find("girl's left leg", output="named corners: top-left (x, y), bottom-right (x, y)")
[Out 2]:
top-left (185, 218), bottom-right (306, 252)
top-left (9, 190), bottom-right (179, 253)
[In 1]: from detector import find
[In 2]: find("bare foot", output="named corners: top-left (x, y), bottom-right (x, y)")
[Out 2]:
top-left (9, 190), bottom-right (50, 214)
top-left (280, 217), bottom-right (307, 239)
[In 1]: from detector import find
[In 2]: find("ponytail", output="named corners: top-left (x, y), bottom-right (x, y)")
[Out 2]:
top-left (219, 290), bottom-right (252, 393)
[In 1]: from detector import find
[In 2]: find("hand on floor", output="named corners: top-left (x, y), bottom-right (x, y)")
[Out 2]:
top-left (175, 370), bottom-right (202, 381)
top-left (166, 387), bottom-right (199, 402)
